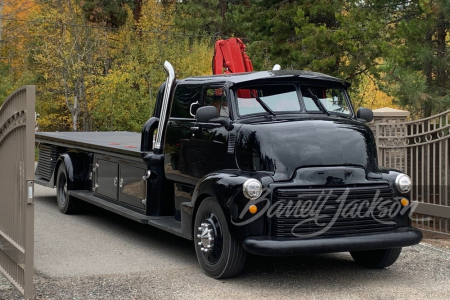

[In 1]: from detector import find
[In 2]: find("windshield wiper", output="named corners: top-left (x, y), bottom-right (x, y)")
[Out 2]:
top-left (250, 91), bottom-right (276, 116)
top-left (307, 88), bottom-right (330, 116)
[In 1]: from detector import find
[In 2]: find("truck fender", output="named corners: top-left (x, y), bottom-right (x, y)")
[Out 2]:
top-left (378, 167), bottom-right (412, 227)
top-left (54, 152), bottom-right (90, 191)
top-left (183, 172), bottom-right (273, 242)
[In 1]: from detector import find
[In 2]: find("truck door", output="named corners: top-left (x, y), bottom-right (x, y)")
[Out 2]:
top-left (188, 86), bottom-right (229, 179)
top-left (164, 83), bottom-right (202, 186)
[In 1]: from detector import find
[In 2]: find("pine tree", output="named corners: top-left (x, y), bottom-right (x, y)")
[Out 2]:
top-left (378, 0), bottom-right (450, 117)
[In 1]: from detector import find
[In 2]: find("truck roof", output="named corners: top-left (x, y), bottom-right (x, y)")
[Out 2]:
top-left (181, 70), bottom-right (350, 87)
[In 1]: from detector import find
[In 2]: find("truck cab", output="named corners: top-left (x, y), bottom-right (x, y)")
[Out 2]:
top-left (140, 65), bottom-right (422, 277)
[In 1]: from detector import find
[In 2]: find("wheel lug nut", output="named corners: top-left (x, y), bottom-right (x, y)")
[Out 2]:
top-left (197, 234), bottom-right (201, 238)
top-left (198, 227), bottom-right (203, 231)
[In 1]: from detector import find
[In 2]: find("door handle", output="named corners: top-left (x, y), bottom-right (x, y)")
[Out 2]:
top-left (190, 126), bottom-right (199, 131)
top-left (190, 101), bottom-right (199, 117)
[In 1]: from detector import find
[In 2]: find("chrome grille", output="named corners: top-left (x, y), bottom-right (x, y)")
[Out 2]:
top-left (271, 184), bottom-right (397, 238)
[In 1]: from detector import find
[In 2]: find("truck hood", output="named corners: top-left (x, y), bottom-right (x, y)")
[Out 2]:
top-left (235, 117), bottom-right (378, 181)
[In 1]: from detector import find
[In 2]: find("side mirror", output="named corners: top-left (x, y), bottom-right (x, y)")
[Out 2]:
top-left (196, 106), bottom-right (218, 122)
top-left (357, 107), bottom-right (373, 122)
top-left (196, 106), bottom-right (231, 128)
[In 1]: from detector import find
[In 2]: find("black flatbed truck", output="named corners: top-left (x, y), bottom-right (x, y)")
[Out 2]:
top-left (35, 61), bottom-right (422, 278)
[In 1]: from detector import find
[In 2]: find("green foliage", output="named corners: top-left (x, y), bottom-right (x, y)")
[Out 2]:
top-left (22, 0), bottom-right (214, 132)
top-left (378, 0), bottom-right (450, 117)
top-left (0, 63), bottom-right (14, 106)
top-left (77, 0), bottom-right (136, 27)
top-left (2, 0), bottom-right (450, 126)
top-left (0, 62), bottom-right (35, 108)
top-left (174, 0), bottom-right (242, 37)
top-left (228, 1), bottom-right (385, 86)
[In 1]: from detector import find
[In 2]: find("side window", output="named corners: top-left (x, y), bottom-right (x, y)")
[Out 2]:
top-left (170, 84), bottom-right (202, 118)
top-left (203, 88), bottom-right (229, 117)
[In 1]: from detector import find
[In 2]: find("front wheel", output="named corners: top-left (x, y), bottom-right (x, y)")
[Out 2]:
top-left (350, 248), bottom-right (402, 269)
top-left (194, 197), bottom-right (247, 278)
top-left (56, 162), bottom-right (80, 214)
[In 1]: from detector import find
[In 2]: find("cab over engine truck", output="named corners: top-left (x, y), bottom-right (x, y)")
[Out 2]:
top-left (35, 46), bottom-right (422, 278)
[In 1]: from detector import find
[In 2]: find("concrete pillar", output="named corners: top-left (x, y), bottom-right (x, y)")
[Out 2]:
top-left (368, 107), bottom-right (410, 137)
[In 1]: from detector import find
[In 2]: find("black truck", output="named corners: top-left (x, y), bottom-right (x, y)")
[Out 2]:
top-left (35, 61), bottom-right (422, 278)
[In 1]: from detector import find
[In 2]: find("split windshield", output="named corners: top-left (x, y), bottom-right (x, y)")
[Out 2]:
top-left (236, 84), bottom-right (351, 117)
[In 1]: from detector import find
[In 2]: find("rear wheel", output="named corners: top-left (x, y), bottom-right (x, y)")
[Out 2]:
top-left (56, 162), bottom-right (80, 214)
top-left (194, 197), bottom-right (247, 278)
top-left (350, 248), bottom-right (402, 269)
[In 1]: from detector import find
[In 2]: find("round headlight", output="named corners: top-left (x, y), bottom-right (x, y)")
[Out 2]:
top-left (395, 174), bottom-right (412, 194)
top-left (243, 179), bottom-right (263, 200)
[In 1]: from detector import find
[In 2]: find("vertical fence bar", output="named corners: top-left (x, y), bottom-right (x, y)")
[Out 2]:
top-left (0, 86), bottom-right (35, 299)
top-left (24, 86), bottom-right (35, 299)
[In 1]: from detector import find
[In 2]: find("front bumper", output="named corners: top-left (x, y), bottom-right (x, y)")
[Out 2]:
top-left (243, 227), bottom-right (422, 256)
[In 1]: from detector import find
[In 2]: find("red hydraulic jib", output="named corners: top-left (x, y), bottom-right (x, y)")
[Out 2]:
top-left (213, 38), bottom-right (253, 74)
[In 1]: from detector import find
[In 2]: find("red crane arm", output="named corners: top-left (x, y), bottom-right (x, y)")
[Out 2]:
top-left (213, 38), bottom-right (253, 75)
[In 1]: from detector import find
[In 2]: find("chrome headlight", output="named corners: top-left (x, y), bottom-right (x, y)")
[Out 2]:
top-left (243, 179), bottom-right (263, 200)
top-left (395, 174), bottom-right (412, 194)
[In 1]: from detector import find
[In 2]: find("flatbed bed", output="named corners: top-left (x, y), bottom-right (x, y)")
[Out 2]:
top-left (35, 131), bottom-right (142, 158)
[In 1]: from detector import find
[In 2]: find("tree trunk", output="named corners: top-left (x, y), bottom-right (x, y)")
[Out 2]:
top-left (72, 95), bottom-right (78, 131)
top-left (0, 0), bottom-right (3, 44)
top-left (436, 11), bottom-right (447, 94)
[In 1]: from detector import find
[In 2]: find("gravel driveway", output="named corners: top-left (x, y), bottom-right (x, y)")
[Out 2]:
top-left (1, 185), bottom-right (450, 300)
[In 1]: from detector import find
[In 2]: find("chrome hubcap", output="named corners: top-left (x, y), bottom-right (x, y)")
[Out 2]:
top-left (197, 222), bottom-right (215, 253)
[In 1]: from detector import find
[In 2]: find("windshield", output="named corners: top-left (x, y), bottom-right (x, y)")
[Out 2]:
top-left (301, 86), bottom-right (351, 115)
top-left (236, 85), bottom-right (300, 116)
top-left (236, 84), bottom-right (351, 117)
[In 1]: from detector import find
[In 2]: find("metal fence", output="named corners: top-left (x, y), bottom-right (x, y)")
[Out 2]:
top-left (0, 86), bottom-right (35, 298)
top-left (376, 110), bottom-right (450, 236)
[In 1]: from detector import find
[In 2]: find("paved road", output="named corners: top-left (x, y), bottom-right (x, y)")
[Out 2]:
top-left (1, 184), bottom-right (450, 299)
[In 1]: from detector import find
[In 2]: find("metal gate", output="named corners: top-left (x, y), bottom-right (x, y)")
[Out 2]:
top-left (0, 86), bottom-right (35, 298)
top-left (376, 109), bottom-right (450, 236)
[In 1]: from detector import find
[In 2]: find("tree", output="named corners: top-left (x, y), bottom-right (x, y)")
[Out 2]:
top-left (30, 0), bottom-right (108, 131)
top-left (378, 0), bottom-right (450, 117)
top-left (77, 0), bottom-right (142, 26)
top-left (90, 0), bottom-right (214, 131)
top-left (228, 1), bottom-right (388, 88)
top-left (174, 0), bottom-right (242, 38)
top-left (0, 0), bottom-right (37, 102)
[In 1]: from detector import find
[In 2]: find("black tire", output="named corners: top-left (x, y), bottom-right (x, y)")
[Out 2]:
top-left (56, 162), bottom-right (80, 214)
top-left (350, 248), bottom-right (402, 269)
top-left (194, 197), bottom-right (247, 279)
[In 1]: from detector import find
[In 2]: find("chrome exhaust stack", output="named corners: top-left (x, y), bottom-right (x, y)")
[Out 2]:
top-left (154, 61), bottom-right (176, 153)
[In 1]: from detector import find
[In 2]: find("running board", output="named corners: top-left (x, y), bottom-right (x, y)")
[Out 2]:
top-left (68, 191), bottom-right (189, 239)
top-left (147, 217), bottom-right (191, 240)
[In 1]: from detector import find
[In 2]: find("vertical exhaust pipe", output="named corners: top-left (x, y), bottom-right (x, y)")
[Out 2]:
top-left (154, 61), bottom-right (176, 153)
